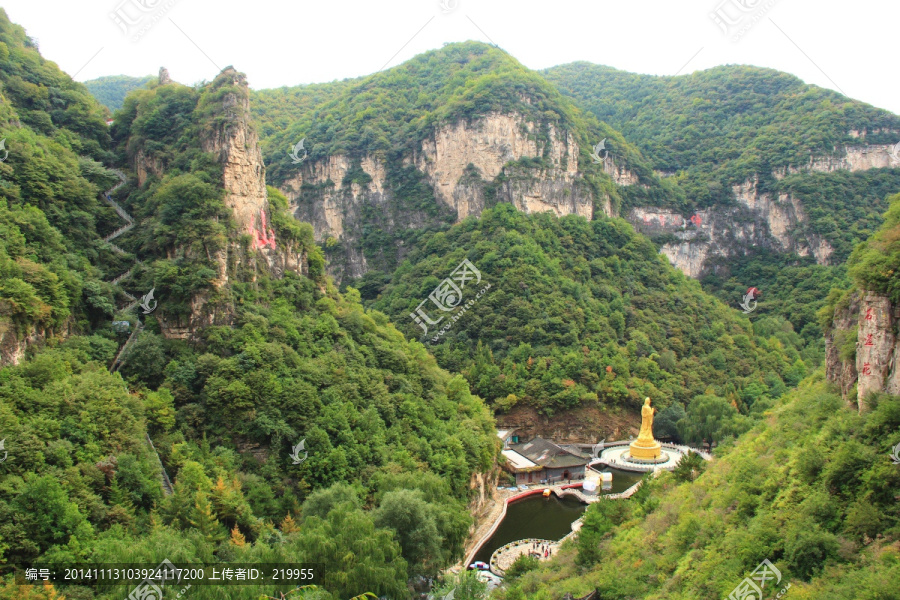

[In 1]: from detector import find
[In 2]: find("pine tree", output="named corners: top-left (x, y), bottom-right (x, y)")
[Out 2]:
top-left (280, 513), bottom-right (299, 535)
top-left (230, 524), bottom-right (246, 546)
top-left (189, 491), bottom-right (224, 544)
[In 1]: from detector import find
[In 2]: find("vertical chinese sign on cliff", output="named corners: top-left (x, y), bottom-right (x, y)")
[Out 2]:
top-left (856, 295), bottom-right (894, 409)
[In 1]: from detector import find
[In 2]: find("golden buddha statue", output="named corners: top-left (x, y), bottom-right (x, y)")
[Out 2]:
top-left (629, 397), bottom-right (662, 460)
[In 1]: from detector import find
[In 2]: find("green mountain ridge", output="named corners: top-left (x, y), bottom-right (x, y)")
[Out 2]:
top-left (368, 203), bottom-right (809, 427)
top-left (83, 74), bottom-right (155, 112)
top-left (497, 194), bottom-right (900, 600)
top-left (540, 61), bottom-right (900, 364)
top-left (542, 62), bottom-right (900, 187)
top-left (2, 8), bottom-right (900, 600)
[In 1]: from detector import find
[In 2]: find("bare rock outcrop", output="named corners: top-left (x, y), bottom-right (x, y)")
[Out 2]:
top-left (825, 291), bottom-right (900, 412)
top-left (773, 144), bottom-right (900, 178)
top-left (148, 67), bottom-right (311, 339)
top-left (281, 112), bottom-right (607, 282)
top-left (625, 141), bottom-right (897, 279)
top-left (824, 293), bottom-right (861, 403)
top-left (200, 68), bottom-right (269, 242)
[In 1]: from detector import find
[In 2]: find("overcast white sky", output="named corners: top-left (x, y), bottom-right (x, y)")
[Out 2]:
top-left (3, 0), bottom-right (898, 114)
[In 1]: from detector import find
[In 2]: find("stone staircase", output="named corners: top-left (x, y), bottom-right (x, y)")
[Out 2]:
top-left (109, 320), bottom-right (142, 373)
top-left (101, 170), bottom-right (173, 498)
top-left (146, 433), bottom-right (174, 496)
top-left (101, 170), bottom-right (138, 289)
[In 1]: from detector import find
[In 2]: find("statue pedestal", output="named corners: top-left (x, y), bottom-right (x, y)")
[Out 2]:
top-left (628, 438), bottom-right (661, 460)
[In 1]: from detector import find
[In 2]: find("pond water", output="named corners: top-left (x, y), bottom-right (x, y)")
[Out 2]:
top-left (473, 495), bottom-right (585, 563)
top-left (594, 467), bottom-right (644, 494)
top-left (472, 468), bottom-right (645, 564)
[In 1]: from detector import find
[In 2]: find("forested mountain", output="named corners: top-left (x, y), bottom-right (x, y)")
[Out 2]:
top-left (3, 4), bottom-right (900, 598)
top-left (369, 203), bottom-right (808, 432)
top-left (250, 42), bottom-right (676, 283)
top-left (83, 74), bottom-right (154, 112)
top-left (542, 62), bottom-right (900, 202)
top-left (501, 197), bottom-right (900, 600)
top-left (543, 61), bottom-right (900, 367)
top-left (1, 10), bottom-right (497, 597)
top-left (0, 8), bottom-right (121, 363)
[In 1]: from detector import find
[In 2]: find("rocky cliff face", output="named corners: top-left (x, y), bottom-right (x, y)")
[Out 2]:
top-left (629, 205), bottom-right (766, 279)
top-left (281, 112), bottom-right (614, 281)
top-left (773, 144), bottom-right (899, 178)
top-left (138, 67), bottom-right (312, 339)
top-left (199, 69), bottom-right (269, 244)
top-left (825, 291), bottom-right (900, 412)
top-left (412, 113), bottom-right (590, 220)
top-left (134, 148), bottom-right (164, 187)
top-left (627, 145), bottom-right (898, 279)
top-left (0, 321), bottom-right (47, 366)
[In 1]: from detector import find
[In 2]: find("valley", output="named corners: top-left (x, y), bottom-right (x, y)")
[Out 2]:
top-left (0, 6), bottom-right (898, 600)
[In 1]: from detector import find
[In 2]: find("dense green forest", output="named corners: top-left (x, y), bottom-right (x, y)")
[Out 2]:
top-left (542, 61), bottom-right (900, 365)
top-left (542, 61), bottom-right (900, 254)
top-left (1, 11), bottom-right (498, 598)
top-left (542, 62), bottom-right (900, 196)
top-left (497, 376), bottom-right (900, 600)
top-left (83, 75), bottom-right (154, 112)
top-left (4, 4), bottom-right (900, 599)
top-left (491, 196), bottom-right (900, 600)
top-left (367, 203), bottom-right (810, 447)
top-left (1, 281), bottom-right (497, 599)
top-left (0, 8), bottom-right (121, 355)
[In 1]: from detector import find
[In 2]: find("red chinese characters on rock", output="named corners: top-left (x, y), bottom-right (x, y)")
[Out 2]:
top-left (862, 362), bottom-right (872, 376)
top-left (690, 214), bottom-right (702, 226)
top-left (864, 333), bottom-right (875, 347)
top-left (250, 209), bottom-right (276, 250)
top-left (865, 307), bottom-right (874, 321)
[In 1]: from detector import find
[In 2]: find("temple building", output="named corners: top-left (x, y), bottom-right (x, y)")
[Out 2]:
top-left (501, 437), bottom-right (589, 485)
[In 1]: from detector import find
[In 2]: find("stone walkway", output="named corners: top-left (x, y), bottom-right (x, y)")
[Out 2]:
top-left (460, 486), bottom-right (521, 568)
top-left (490, 538), bottom-right (561, 574)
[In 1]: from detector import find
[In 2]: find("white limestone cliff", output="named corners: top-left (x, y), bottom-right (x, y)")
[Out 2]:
top-left (281, 111), bottom-right (608, 281)
top-left (628, 143), bottom-right (897, 278)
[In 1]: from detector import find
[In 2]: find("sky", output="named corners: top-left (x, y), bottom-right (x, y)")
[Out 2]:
top-left (2, 0), bottom-right (898, 115)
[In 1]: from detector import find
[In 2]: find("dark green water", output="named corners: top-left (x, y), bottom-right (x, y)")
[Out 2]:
top-left (472, 469), bottom-right (644, 564)
top-left (473, 495), bottom-right (585, 563)
top-left (593, 467), bottom-right (644, 494)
